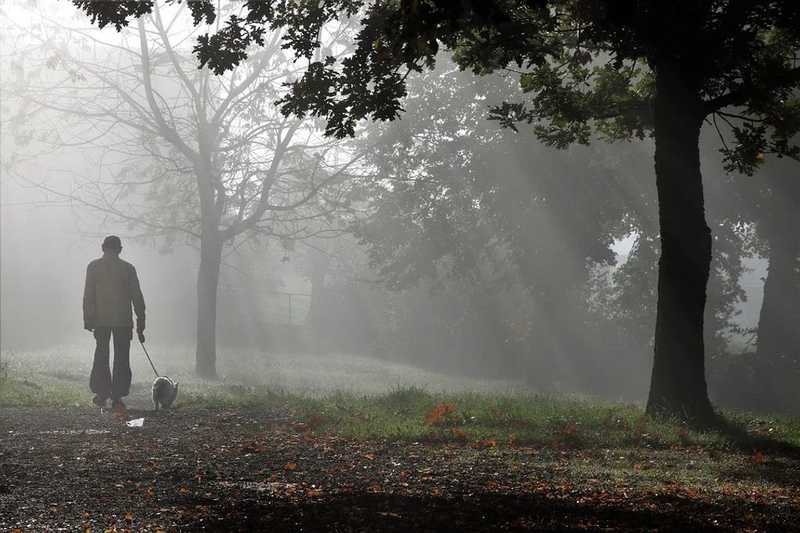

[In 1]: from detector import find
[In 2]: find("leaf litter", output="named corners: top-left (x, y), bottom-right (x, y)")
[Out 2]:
top-left (1, 406), bottom-right (799, 531)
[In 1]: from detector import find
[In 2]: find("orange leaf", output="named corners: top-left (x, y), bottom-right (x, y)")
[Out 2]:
top-left (752, 450), bottom-right (766, 464)
top-left (284, 462), bottom-right (298, 471)
top-left (424, 403), bottom-right (456, 426)
top-left (450, 428), bottom-right (468, 440)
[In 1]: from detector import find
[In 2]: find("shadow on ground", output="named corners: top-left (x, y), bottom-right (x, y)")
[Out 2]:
top-left (192, 490), bottom-right (788, 532)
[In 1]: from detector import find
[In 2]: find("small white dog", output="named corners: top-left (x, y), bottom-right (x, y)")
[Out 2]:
top-left (152, 376), bottom-right (178, 411)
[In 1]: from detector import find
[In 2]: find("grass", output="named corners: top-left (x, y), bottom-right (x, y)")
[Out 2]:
top-left (5, 356), bottom-right (800, 532)
top-left (5, 365), bottom-right (800, 511)
top-left (4, 367), bottom-right (800, 454)
top-left (288, 386), bottom-right (800, 451)
top-left (0, 374), bottom-right (85, 407)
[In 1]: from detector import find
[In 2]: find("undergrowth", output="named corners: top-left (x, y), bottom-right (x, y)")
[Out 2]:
top-left (3, 370), bottom-right (800, 452)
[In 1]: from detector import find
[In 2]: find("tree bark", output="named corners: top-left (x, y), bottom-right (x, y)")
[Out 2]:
top-left (754, 187), bottom-right (800, 411)
top-left (646, 65), bottom-right (716, 424)
top-left (196, 231), bottom-right (223, 379)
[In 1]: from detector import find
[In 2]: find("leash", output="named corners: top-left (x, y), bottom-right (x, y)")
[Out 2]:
top-left (139, 339), bottom-right (160, 377)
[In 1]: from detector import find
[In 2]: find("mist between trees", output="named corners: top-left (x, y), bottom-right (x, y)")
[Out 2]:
top-left (1, 1), bottom-right (798, 418)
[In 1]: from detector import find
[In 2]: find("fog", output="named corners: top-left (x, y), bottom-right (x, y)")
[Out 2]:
top-left (0, 0), bottom-right (779, 408)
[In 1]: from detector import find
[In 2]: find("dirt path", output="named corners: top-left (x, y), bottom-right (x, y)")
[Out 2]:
top-left (2, 407), bottom-right (800, 532)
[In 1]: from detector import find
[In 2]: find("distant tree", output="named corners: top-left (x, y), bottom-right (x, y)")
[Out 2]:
top-left (749, 159), bottom-right (800, 411)
top-left (361, 58), bottom-right (750, 398)
top-left (355, 60), bottom-right (632, 391)
top-left (694, 145), bottom-right (800, 411)
top-left (74, 1), bottom-right (800, 423)
top-left (6, 4), bottom-right (362, 377)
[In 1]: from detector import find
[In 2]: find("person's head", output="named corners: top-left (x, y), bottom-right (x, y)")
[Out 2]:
top-left (101, 235), bottom-right (122, 255)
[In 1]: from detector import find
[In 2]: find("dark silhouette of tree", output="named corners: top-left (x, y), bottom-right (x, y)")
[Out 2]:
top-left (74, 1), bottom-right (800, 423)
top-left (6, 4), bottom-right (362, 378)
top-left (750, 159), bottom-right (800, 411)
top-left (359, 59), bottom-right (751, 399)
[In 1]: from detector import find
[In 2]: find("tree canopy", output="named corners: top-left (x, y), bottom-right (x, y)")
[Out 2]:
top-left (75, 1), bottom-right (800, 164)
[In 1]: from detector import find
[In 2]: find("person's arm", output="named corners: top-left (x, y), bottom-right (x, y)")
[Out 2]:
top-left (130, 266), bottom-right (146, 340)
top-left (83, 263), bottom-right (96, 331)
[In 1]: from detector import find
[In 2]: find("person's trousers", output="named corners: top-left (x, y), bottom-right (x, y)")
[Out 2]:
top-left (90, 327), bottom-right (132, 401)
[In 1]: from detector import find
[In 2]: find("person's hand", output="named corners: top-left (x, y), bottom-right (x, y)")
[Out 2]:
top-left (138, 331), bottom-right (146, 343)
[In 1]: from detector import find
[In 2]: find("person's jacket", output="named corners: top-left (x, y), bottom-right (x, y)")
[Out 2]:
top-left (83, 254), bottom-right (145, 329)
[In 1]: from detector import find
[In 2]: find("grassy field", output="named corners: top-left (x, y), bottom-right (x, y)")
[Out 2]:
top-left (3, 348), bottom-right (800, 531)
top-left (3, 348), bottom-right (800, 451)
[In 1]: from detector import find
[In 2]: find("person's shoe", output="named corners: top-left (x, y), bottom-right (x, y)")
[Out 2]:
top-left (92, 395), bottom-right (108, 408)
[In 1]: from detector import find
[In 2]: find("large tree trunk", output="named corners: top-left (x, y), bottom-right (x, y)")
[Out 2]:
top-left (754, 191), bottom-right (800, 412)
top-left (646, 66), bottom-right (716, 424)
top-left (196, 231), bottom-right (223, 379)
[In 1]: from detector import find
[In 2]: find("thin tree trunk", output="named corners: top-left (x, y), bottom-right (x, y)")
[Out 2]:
top-left (646, 66), bottom-right (716, 424)
top-left (754, 202), bottom-right (800, 411)
top-left (196, 231), bottom-right (223, 379)
top-left (306, 247), bottom-right (331, 354)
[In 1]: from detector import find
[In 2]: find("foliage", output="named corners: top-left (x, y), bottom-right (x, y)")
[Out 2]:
top-left (6, 6), bottom-right (361, 246)
top-left (74, 1), bottom-right (800, 166)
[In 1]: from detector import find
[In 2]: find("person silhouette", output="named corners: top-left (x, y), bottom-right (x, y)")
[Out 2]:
top-left (83, 235), bottom-right (145, 411)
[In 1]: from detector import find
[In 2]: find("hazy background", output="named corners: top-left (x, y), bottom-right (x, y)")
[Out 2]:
top-left (0, 0), bottom-right (772, 405)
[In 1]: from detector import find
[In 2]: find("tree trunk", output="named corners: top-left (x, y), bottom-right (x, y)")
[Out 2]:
top-left (754, 196), bottom-right (800, 412)
top-left (196, 231), bottom-right (223, 379)
top-left (646, 66), bottom-right (715, 424)
top-left (306, 248), bottom-right (331, 354)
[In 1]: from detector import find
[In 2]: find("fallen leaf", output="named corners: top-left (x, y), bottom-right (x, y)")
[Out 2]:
top-left (241, 442), bottom-right (263, 454)
top-left (424, 403), bottom-right (456, 426)
top-left (284, 462), bottom-right (298, 471)
top-left (450, 428), bottom-right (468, 440)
